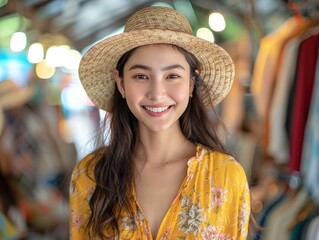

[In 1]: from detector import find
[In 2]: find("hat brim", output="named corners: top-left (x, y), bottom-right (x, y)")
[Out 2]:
top-left (79, 29), bottom-right (235, 112)
top-left (0, 87), bottom-right (34, 110)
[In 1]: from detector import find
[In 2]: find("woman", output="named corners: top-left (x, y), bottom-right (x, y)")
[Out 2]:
top-left (70, 6), bottom-right (250, 240)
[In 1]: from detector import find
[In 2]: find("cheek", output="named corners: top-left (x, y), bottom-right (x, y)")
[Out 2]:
top-left (174, 92), bottom-right (189, 102)
top-left (169, 84), bottom-right (191, 101)
top-left (123, 88), bottom-right (144, 111)
top-left (125, 84), bottom-right (143, 97)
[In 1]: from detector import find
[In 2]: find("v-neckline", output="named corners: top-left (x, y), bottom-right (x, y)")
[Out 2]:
top-left (132, 173), bottom-right (188, 239)
top-left (131, 144), bottom-right (203, 239)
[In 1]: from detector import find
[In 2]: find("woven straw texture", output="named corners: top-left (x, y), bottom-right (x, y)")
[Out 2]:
top-left (79, 6), bottom-right (235, 112)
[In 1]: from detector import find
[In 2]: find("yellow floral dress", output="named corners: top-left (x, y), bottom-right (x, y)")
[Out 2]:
top-left (70, 145), bottom-right (250, 239)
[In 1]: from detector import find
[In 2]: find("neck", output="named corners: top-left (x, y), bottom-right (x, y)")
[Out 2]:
top-left (134, 125), bottom-right (196, 165)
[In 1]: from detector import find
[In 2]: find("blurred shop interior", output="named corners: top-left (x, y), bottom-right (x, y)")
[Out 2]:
top-left (0, 0), bottom-right (319, 239)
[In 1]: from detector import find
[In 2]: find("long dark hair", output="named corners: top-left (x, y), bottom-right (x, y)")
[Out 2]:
top-left (85, 44), bottom-right (231, 239)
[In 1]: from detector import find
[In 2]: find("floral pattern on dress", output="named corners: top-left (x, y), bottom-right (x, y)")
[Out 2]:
top-left (178, 196), bottom-right (206, 236)
top-left (121, 207), bottom-right (144, 231)
top-left (210, 186), bottom-right (228, 213)
top-left (71, 210), bottom-right (85, 229)
top-left (159, 226), bottom-right (172, 240)
top-left (86, 185), bottom-right (95, 201)
top-left (201, 225), bottom-right (233, 240)
top-left (238, 183), bottom-right (250, 237)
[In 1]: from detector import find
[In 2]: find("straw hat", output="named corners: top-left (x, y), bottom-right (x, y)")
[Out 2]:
top-left (0, 79), bottom-right (34, 110)
top-left (0, 79), bottom-right (34, 133)
top-left (79, 6), bottom-right (235, 112)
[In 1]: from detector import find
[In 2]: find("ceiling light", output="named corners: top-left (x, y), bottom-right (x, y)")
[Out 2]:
top-left (209, 12), bottom-right (226, 32)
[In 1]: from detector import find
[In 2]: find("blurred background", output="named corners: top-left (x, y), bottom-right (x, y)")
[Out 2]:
top-left (0, 0), bottom-right (318, 239)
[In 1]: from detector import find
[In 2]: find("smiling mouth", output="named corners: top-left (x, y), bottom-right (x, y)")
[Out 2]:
top-left (143, 106), bottom-right (171, 113)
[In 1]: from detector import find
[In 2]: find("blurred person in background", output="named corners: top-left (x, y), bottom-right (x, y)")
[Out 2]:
top-left (0, 79), bottom-right (33, 239)
top-left (0, 78), bottom-right (76, 239)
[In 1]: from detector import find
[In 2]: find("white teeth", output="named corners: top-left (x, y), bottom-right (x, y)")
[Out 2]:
top-left (145, 106), bottom-right (169, 113)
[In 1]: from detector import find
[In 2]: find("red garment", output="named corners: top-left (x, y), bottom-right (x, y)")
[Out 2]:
top-left (289, 34), bottom-right (319, 172)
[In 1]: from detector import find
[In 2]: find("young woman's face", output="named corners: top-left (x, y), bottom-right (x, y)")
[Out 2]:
top-left (115, 44), bottom-right (194, 132)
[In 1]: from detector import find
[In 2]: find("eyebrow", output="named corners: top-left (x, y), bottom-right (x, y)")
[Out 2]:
top-left (128, 64), bottom-right (186, 71)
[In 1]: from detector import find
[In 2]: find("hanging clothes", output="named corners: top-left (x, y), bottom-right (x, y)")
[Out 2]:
top-left (268, 38), bottom-right (300, 164)
top-left (250, 10), bottom-right (319, 239)
top-left (305, 214), bottom-right (319, 240)
top-left (288, 33), bottom-right (319, 172)
top-left (268, 19), bottom-right (319, 164)
top-left (289, 203), bottom-right (319, 240)
top-left (261, 189), bottom-right (309, 240)
top-left (251, 16), bottom-right (309, 150)
top-left (253, 187), bottom-right (287, 240)
top-left (301, 55), bottom-right (319, 203)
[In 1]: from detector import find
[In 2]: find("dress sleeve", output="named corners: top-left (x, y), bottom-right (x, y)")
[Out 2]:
top-left (236, 162), bottom-right (251, 240)
top-left (69, 158), bottom-right (95, 240)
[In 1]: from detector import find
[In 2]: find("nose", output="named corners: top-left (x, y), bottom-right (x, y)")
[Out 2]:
top-left (146, 78), bottom-right (165, 100)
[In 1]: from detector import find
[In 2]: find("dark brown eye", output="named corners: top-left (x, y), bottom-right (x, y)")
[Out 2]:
top-left (134, 74), bottom-right (148, 79)
top-left (167, 74), bottom-right (180, 79)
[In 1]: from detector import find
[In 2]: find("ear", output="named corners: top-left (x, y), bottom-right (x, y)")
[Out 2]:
top-left (113, 70), bottom-right (125, 97)
top-left (190, 69), bottom-right (200, 95)
top-left (189, 72), bottom-right (197, 96)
